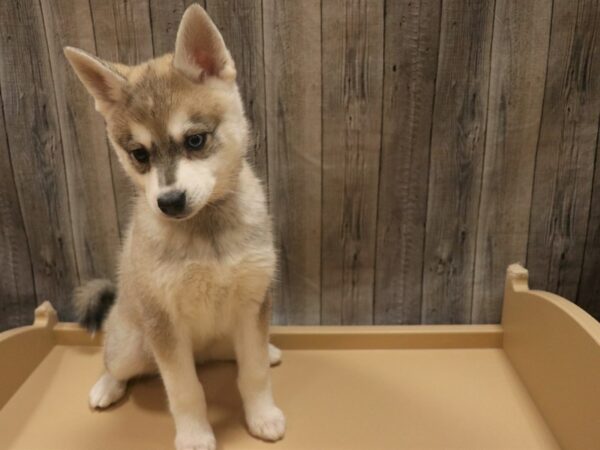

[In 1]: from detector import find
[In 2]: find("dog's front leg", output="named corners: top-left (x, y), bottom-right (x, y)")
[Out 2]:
top-left (234, 299), bottom-right (285, 441)
top-left (150, 332), bottom-right (215, 450)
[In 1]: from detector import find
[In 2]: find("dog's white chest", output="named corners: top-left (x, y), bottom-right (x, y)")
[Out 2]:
top-left (159, 252), bottom-right (272, 343)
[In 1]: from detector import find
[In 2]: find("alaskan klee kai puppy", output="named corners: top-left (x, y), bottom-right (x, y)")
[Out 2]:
top-left (65, 4), bottom-right (284, 449)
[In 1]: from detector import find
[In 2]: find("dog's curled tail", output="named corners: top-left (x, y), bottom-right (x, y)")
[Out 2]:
top-left (73, 279), bottom-right (116, 333)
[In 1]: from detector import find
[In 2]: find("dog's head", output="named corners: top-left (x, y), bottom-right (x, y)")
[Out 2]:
top-left (65, 5), bottom-right (247, 220)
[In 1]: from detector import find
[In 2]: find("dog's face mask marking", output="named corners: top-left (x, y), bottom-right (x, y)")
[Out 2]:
top-left (64, 5), bottom-right (247, 220)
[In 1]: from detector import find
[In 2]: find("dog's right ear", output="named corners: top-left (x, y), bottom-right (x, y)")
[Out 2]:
top-left (64, 47), bottom-right (126, 111)
top-left (173, 4), bottom-right (236, 83)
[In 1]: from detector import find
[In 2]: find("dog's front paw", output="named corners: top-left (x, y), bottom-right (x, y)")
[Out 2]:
top-left (89, 373), bottom-right (126, 409)
top-left (175, 428), bottom-right (216, 450)
top-left (247, 405), bottom-right (286, 441)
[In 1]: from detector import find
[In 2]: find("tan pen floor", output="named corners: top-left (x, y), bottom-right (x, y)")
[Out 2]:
top-left (0, 343), bottom-right (559, 450)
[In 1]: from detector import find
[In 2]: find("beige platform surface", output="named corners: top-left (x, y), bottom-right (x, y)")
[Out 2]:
top-left (1, 343), bottom-right (558, 450)
top-left (2, 265), bottom-right (599, 450)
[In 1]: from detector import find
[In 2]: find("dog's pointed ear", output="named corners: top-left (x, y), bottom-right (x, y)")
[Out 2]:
top-left (64, 47), bottom-right (126, 110)
top-left (173, 4), bottom-right (236, 82)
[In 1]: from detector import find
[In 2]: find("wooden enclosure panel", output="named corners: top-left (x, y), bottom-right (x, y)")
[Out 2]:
top-left (320, 0), bottom-right (383, 325)
top-left (206, 0), bottom-right (268, 183)
top-left (0, 89), bottom-right (36, 331)
top-left (263, 0), bottom-right (322, 324)
top-left (502, 265), bottom-right (600, 450)
top-left (527, 0), bottom-right (600, 300)
top-left (40, 0), bottom-right (121, 282)
top-left (421, 0), bottom-right (495, 324)
top-left (150, 0), bottom-right (205, 57)
top-left (472, 0), bottom-right (552, 323)
top-left (0, 0), bottom-right (79, 321)
top-left (374, 0), bottom-right (441, 325)
top-left (90, 0), bottom-right (155, 235)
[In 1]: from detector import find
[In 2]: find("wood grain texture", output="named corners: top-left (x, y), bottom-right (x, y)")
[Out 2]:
top-left (472, 0), bottom-right (552, 323)
top-left (205, 0), bottom-right (268, 183)
top-left (0, 87), bottom-right (36, 331)
top-left (149, 0), bottom-right (205, 57)
top-left (263, 0), bottom-right (322, 324)
top-left (527, 0), bottom-right (600, 301)
top-left (578, 129), bottom-right (600, 320)
top-left (577, 123), bottom-right (600, 321)
top-left (320, 0), bottom-right (383, 325)
top-left (40, 0), bottom-right (121, 283)
top-left (90, 0), bottom-right (155, 234)
top-left (422, 0), bottom-right (495, 324)
top-left (0, 0), bottom-right (79, 320)
top-left (1, 1), bottom-right (600, 329)
top-left (374, 0), bottom-right (441, 325)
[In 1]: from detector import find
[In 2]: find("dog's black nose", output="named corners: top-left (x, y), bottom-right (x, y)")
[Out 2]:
top-left (157, 190), bottom-right (186, 217)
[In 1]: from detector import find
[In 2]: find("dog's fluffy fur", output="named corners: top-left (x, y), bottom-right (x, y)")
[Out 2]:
top-left (65, 5), bottom-right (284, 449)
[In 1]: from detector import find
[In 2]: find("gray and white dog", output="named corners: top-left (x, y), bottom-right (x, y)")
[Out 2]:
top-left (66, 4), bottom-right (284, 450)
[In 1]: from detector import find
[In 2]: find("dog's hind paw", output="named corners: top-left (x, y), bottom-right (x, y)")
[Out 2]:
top-left (268, 343), bottom-right (282, 366)
top-left (89, 372), bottom-right (126, 409)
top-left (247, 405), bottom-right (286, 441)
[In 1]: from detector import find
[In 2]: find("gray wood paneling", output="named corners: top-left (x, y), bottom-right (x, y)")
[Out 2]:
top-left (374, 0), bottom-right (441, 325)
top-left (527, 0), bottom-right (600, 300)
top-left (0, 86), bottom-right (36, 329)
top-left (472, 0), bottom-right (552, 323)
top-left (40, 0), bottom-right (121, 282)
top-left (1, 0), bottom-right (600, 330)
top-left (579, 131), bottom-right (600, 318)
top-left (320, 0), bottom-right (383, 325)
top-left (263, 0), bottom-right (322, 324)
top-left (421, 0), bottom-right (495, 324)
top-left (0, 0), bottom-right (79, 322)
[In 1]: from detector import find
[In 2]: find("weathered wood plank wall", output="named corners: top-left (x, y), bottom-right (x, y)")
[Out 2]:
top-left (422, 0), bottom-right (494, 324)
top-left (472, 0), bottom-right (552, 323)
top-left (1, 0), bottom-right (600, 330)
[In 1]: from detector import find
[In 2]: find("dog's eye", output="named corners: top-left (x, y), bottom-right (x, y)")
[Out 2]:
top-left (185, 133), bottom-right (206, 150)
top-left (131, 148), bottom-right (150, 163)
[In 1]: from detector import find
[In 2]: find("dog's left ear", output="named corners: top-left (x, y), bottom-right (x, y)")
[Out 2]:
top-left (173, 4), bottom-right (236, 83)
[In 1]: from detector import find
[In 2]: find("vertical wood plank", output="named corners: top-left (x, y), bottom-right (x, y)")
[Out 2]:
top-left (472, 0), bottom-right (552, 323)
top-left (320, 0), bottom-right (383, 325)
top-left (263, 0), bottom-right (322, 324)
top-left (205, 0), bottom-right (268, 183)
top-left (374, 0), bottom-right (441, 325)
top-left (0, 88), bottom-right (36, 331)
top-left (90, 0), bottom-right (155, 234)
top-left (579, 129), bottom-right (600, 320)
top-left (0, 0), bottom-right (79, 319)
top-left (149, 0), bottom-right (205, 57)
top-left (40, 0), bottom-right (121, 283)
top-left (422, 0), bottom-right (495, 324)
top-left (527, 0), bottom-right (600, 301)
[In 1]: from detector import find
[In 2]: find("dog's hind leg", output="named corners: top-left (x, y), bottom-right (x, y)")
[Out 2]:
top-left (89, 306), bottom-right (155, 409)
top-left (268, 343), bottom-right (282, 366)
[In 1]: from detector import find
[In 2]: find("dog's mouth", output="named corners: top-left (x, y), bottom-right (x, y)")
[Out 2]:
top-left (157, 201), bottom-right (208, 221)
top-left (159, 209), bottom-right (194, 221)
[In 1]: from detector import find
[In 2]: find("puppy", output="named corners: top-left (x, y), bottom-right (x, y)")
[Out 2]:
top-left (66, 4), bottom-right (284, 450)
